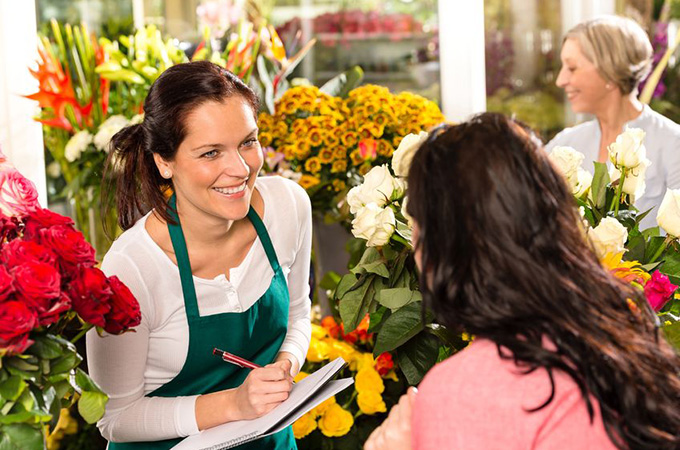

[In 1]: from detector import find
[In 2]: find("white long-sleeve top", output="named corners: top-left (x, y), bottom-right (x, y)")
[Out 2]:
top-left (86, 176), bottom-right (312, 443)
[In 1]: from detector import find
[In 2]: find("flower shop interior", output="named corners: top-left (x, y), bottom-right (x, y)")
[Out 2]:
top-left (1, 0), bottom-right (679, 449)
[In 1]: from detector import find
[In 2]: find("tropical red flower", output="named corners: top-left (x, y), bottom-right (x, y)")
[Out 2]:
top-left (321, 316), bottom-right (342, 339)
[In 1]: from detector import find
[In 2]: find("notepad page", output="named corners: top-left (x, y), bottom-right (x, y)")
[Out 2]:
top-left (172, 357), bottom-right (348, 450)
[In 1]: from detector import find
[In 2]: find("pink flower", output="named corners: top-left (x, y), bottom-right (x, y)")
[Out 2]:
top-left (0, 169), bottom-right (39, 217)
top-left (644, 271), bottom-right (678, 311)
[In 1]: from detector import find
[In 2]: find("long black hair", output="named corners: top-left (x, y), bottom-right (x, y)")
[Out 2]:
top-left (406, 112), bottom-right (680, 449)
top-left (102, 60), bottom-right (259, 232)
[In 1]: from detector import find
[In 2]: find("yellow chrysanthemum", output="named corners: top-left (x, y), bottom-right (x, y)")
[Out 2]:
top-left (324, 133), bottom-right (340, 147)
top-left (311, 323), bottom-right (328, 339)
top-left (331, 159), bottom-right (347, 174)
top-left (332, 180), bottom-right (346, 192)
top-left (332, 146), bottom-right (348, 161)
top-left (601, 252), bottom-right (650, 287)
top-left (311, 395), bottom-right (336, 417)
top-left (306, 338), bottom-right (330, 362)
top-left (318, 148), bottom-right (334, 164)
top-left (349, 149), bottom-right (364, 166)
top-left (358, 162), bottom-right (372, 176)
top-left (355, 366), bottom-right (385, 394)
top-left (357, 390), bottom-right (387, 415)
top-left (304, 157), bottom-right (322, 174)
top-left (274, 121), bottom-right (288, 136)
top-left (298, 174), bottom-right (321, 190)
top-left (292, 411), bottom-right (317, 439)
top-left (350, 352), bottom-right (375, 371)
top-left (318, 404), bottom-right (353, 437)
top-left (327, 340), bottom-right (358, 364)
top-left (308, 129), bottom-right (325, 147)
top-left (258, 133), bottom-right (272, 147)
top-left (341, 131), bottom-right (359, 147)
top-left (376, 139), bottom-right (393, 157)
top-left (294, 371), bottom-right (310, 383)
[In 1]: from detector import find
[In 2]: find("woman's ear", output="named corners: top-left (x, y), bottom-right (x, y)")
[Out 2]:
top-left (153, 153), bottom-right (173, 179)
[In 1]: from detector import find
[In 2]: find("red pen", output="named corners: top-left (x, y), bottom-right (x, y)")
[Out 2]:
top-left (213, 348), bottom-right (261, 370)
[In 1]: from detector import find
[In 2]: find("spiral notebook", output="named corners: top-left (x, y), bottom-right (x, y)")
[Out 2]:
top-left (172, 357), bottom-right (353, 450)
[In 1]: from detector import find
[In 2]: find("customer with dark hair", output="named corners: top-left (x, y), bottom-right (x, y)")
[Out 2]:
top-left (365, 113), bottom-right (680, 449)
top-left (86, 60), bottom-right (312, 449)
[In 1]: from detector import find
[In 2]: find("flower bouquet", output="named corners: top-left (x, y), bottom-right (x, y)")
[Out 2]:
top-left (548, 127), bottom-right (680, 348)
top-left (292, 314), bottom-right (404, 449)
top-left (257, 84), bottom-right (445, 221)
top-left (0, 151), bottom-right (141, 448)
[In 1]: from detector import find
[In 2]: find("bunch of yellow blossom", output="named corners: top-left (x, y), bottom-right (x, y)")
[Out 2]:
top-left (257, 84), bottom-right (445, 215)
top-left (292, 318), bottom-right (401, 445)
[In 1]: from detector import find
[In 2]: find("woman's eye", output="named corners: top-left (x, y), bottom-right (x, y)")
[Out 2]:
top-left (201, 150), bottom-right (218, 158)
top-left (242, 138), bottom-right (259, 148)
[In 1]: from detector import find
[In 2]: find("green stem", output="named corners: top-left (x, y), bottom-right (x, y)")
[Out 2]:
top-left (70, 327), bottom-right (88, 344)
top-left (610, 167), bottom-right (627, 215)
top-left (649, 235), bottom-right (674, 265)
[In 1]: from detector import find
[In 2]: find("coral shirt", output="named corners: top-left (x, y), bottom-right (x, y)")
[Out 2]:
top-left (412, 338), bottom-right (617, 449)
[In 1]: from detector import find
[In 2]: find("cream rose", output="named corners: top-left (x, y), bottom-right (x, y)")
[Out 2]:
top-left (610, 158), bottom-right (650, 200)
top-left (351, 203), bottom-right (396, 247)
top-left (657, 189), bottom-right (680, 237)
top-left (65, 130), bottom-right (93, 162)
top-left (347, 165), bottom-right (401, 214)
top-left (589, 217), bottom-right (628, 258)
top-left (608, 127), bottom-right (646, 169)
top-left (391, 131), bottom-right (428, 177)
top-left (549, 146), bottom-right (585, 191)
top-left (94, 115), bottom-right (130, 152)
top-left (574, 168), bottom-right (593, 198)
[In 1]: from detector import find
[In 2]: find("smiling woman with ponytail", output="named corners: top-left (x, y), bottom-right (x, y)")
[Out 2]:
top-left (88, 61), bottom-right (313, 449)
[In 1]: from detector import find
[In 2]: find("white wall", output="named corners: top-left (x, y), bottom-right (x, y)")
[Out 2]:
top-left (0, 0), bottom-right (47, 207)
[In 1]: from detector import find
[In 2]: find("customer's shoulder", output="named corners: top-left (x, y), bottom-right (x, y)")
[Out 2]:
top-left (546, 120), bottom-right (598, 150)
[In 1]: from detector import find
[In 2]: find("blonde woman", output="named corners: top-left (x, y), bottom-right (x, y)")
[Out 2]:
top-left (546, 15), bottom-right (680, 228)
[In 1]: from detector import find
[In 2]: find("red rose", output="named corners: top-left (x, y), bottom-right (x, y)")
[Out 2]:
top-left (69, 267), bottom-right (112, 327)
top-left (0, 265), bottom-right (14, 300)
top-left (1, 239), bottom-right (57, 267)
top-left (103, 276), bottom-right (141, 334)
top-left (38, 225), bottom-right (96, 272)
top-left (12, 261), bottom-right (61, 314)
top-left (22, 208), bottom-right (74, 241)
top-left (0, 169), bottom-right (39, 218)
top-left (0, 213), bottom-right (19, 243)
top-left (0, 300), bottom-right (37, 355)
top-left (37, 292), bottom-right (72, 326)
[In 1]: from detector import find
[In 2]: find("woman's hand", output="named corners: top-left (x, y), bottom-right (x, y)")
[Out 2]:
top-left (230, 360), bottom-right (294, 420)
top-left (364, 387), bottom-right (417, 450)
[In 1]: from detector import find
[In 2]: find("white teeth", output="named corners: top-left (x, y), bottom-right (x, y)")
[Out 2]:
top-left (213, 182), bottom-right (247, 195)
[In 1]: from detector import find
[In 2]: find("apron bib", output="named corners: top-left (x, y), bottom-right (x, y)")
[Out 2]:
top-left (109, 197), bottom-right (296, 449)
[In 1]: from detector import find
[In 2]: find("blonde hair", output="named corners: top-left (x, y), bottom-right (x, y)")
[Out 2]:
top-left (565, 16), bottom-right (653, 94)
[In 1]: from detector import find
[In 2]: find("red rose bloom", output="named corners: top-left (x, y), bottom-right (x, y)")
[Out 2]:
top-left (1, 239), bottom-right (57, 267)
top-left (69, 267), bottom-right (112, 327)
top-left (0, 300), bottom-right (37, 355)
top-left (37, 292), bottom-right (72, 326)
top-left (0, 169), bottom-right (39, 218)
top-left (38, 225), bottom-right (96, 272)
top-left (0, 213), bottom-right (19, 243)
top-left (0, 265), bottom-right (14, 300)
top-left (22, 207), bottom-right (74, 240)
top-left (12, 261), bottom-right (61, 314)
top-left (103, 276), bottom-right (141, 334)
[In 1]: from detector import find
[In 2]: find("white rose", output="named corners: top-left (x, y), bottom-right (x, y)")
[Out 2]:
top-left (351, 203), bottom-right (396, 247)
top-left (401, 195), bottom-right (413, 225)
top-left (609, 157), bottom-right (650, 200)
top-left (574, 168), bottom-right (592, 198)
top-left (392, 131), bottom-right (428, 177)
top-left (549, 146), bottom-right (585, 191)
top-left (608, 127), bottom-right (646, 169)
top-left (346, 165), bottom-right (400, 214)
top-left (589, 217), bottom-right (628, 258)
top-left (65, 130), bottom-right (93, 162)
top-left (94, 115), bottom-right (130, 151)
top-left (657, 189), bottom-right (680, 236)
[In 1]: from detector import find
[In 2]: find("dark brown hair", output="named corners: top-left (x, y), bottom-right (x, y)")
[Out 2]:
top-left (102, 60), bottom-right (259, 232)
top-left (406, 112), bottom-right (680, 449)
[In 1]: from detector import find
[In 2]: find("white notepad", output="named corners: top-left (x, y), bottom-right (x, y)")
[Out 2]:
top-left (172, 357), bottom-right (353, 450)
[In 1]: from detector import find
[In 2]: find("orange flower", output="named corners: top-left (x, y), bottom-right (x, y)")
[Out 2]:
top-left (321, 316), bottom-right (342, 338)
top-left (374, 352), bottom-right (394, 376)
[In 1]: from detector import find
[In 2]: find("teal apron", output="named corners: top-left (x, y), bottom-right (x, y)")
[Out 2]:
top-left (109, 196), bottom-right (296, 449)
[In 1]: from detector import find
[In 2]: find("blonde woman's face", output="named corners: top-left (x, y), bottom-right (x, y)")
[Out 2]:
top-left (556, 38), bottom-right (612, 114)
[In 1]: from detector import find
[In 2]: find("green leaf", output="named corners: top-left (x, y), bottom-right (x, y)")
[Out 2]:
top-left (377, 287), bottom-right (422, 310)
top-left (662, 320), bottom-right (680, 350)
top-left (352, 261), bottom-right (389, 278)
top-left (339, 275), bottom-right (375, 332)
top-left (26, 334), bottom-right (74, 360)
top-left (50, 351), bottom-right (82, 375)
top-left (75, 369), bottom-right (104, 394)
top-left (396, 332), bottom-right (440, 385)
top-left (335, 273), bottom-right (359, 301)
top-left (374, 302), bottom-right (425, 354)
top-left (0, 423), bottom-right (44, 450)
top-left (78, 391), bottom-right (108, 424)
top-left (319, 271), bottom-right (341, 291)
top-left (659, 250), bottom-right (680, 286)
top-left (644, 236), bottom-right (667, 264)
top-left (591, 162), bottom-right (610, 210)
top-left (0, 378), bottom-right (25, 403)
top-left (320, 66), bottom-right (364, 98)
top-left (368, 307), bottom-right (390, 334)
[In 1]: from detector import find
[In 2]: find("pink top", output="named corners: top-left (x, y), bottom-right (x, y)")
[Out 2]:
top-left (412, 338), bottom-right (617, 449)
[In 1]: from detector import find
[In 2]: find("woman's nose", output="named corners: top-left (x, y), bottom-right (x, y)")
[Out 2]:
top-left (555, 67), bottom-right (568, 88)
top-left (222, 149), bottom-right (250, 178)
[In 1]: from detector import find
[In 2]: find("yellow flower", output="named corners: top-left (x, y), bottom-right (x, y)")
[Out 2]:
top-left (327, 340), bottom-right (358, 364)
top-left (258, 132), bottom-right (273, 147)
top-left (341, 131), bottom-right (359, 147)
top-left (350, 149), bottom-right (364, 166)
top-left (292, 411), bottom-right (317, 439)
top-left (324, 133), bottom-right (340, 147)
top-left (601, 252), bottom-right (651, 287)
top-left (294, 371), bottom-right (310, 383)
top-left (358, 162), bottom-right (372, 176)
top-left (373, 112), bottom-right (389, 127)
top-left (312, 395), bottom-right (336, 417)
top-left (309, 128), bottom-right (325, 147)
top-left (376, 139), bottom-right (394, 157)
top-left (311, 323), bottom-right (329, 339)
top-left (298, 174), bottom-right (320, 190)
top-left (355, 366), bottom-right (385, 394)
top-left (318, 148), bottom-right (334, 164)
top-left (304, 157), bottom-right (322, 174)
top-left (306, 338), bottom-right (330, 362)
top-left (332, 146), bottom-right (348, 160)
top-left (357, 390), bottom-right (387, 415)
top-left (294, 143), bottom-right (311, 161)
top-left (351, 352), bottom-right (375, 371)
top-left (332, 180), bottom-right (346, 192)
top-left (318, 403), bottom-right (354, 437)
top-left (275, 121), bottom-right (288, 136)
top-left (331, 159), bottom-right (347, 174)
top-left (280, 145), bottom-right (296, 161)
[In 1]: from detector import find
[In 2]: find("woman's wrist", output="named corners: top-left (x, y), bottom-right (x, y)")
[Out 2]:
top-left (195, 388), bottom-right (240, 430)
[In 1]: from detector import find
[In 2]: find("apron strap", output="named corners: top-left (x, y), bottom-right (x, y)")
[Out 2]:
top-left (167, 195), bottom-right (200, 320)
top-left (247, 207), bottom-right (281, 273)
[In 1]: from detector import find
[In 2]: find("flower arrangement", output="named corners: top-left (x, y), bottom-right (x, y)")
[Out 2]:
top-left (548, 127), bottom-right (680, 347)
top-left (0, 150), bottom-right (141, 448)
top-left (292, 315), bottom-right (403, 448)
top-left (257, 84), bottom-right (445, 219)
